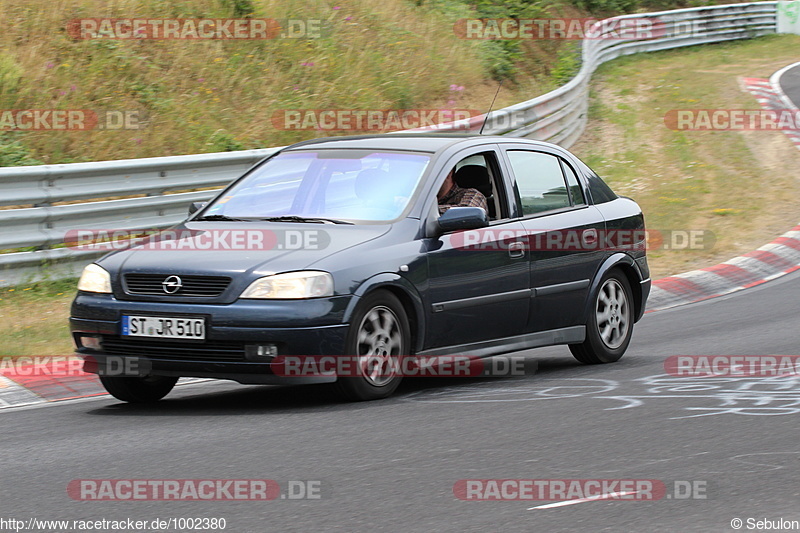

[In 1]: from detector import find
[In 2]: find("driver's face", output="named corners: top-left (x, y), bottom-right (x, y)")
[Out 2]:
top-left (437, 169), bottom-right (455, 200)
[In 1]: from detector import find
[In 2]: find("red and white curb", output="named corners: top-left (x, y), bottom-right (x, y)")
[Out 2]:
top-left (0, 361), bottom-right (204, 409)
top-left (647, 223), bottom-right (800, 311)
top-left (0, 375), bottom-right (49, 408)
top-left (648, 67), bottom-right (800, 311)
top-left (739, 73), bottom-right (800, 148)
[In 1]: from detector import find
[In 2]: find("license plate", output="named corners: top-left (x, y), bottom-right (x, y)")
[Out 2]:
top-left (122, 315), bottom-right (205, 340)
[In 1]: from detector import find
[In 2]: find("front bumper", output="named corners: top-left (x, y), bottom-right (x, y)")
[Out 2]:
top-left (71, 292), bottom-right (353, 384)
top-left (80, 354), bottom-right (339, 385)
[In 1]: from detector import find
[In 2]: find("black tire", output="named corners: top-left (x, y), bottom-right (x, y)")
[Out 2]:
top-left (570, 269), bottom-right (634, 364)
top-left (334, 290), bottom-right (410, 401)
top-left (99, 375), bottom-right (178, 403)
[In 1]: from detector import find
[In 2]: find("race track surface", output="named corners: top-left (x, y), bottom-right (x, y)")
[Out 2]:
top-left (2, 270), bottom-right (799, 532)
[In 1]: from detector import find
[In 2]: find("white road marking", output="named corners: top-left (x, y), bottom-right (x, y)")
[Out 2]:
top-left (527, 491), bottom-right (638, 510)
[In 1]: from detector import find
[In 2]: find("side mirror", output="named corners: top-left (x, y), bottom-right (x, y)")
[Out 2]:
top-left (436, 207), bottom-right (488, 234)
top-left (188, 201), bottom-right (207, 216)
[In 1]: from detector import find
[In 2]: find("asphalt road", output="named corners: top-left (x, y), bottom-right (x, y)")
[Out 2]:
top-left (1, 270), bottom-right (799, 532)
top-left (779, 63), bottom-right (800, 107)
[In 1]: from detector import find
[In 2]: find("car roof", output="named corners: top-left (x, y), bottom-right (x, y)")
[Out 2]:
top-left (280, 133), bottom-right (561, 154)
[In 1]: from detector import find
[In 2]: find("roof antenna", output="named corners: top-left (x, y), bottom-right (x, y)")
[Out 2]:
top-left (479, 81), bottom-right (503, 135)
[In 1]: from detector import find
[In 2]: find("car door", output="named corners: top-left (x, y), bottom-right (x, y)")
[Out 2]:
top-left (424, 146), bottom-right (530, 350)
top-left (502, 146), bottom-right (607, 332)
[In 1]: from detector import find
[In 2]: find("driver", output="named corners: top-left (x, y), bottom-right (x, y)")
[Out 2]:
top-left (437, 168), bottom-right (488, 215)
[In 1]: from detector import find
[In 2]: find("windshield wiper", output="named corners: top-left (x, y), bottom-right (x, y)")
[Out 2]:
top-left (193, 214), bottom-right (252, 221)
top-left (259, 216), bottom-right (353, 225)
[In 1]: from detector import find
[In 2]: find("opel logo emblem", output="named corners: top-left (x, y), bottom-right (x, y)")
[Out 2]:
top-left (162, 275), bottom-right (183, 294)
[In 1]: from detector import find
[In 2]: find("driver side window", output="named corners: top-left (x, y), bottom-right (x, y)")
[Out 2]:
top-left (440, 152), bottom-right (508, 220)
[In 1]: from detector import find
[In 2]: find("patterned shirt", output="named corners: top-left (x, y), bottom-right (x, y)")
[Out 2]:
top-left (438, 184), bottom-right (488, 215)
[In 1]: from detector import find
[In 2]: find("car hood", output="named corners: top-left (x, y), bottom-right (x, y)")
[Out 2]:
top-left (97, 221), bottom-right (391, 279)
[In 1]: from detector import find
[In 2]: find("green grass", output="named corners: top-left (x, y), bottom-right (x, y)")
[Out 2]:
top-left (0, 0), bottom-right (561, 166)
top-left (0, 0), bottom-right (744, 167)
top-left (571, 34), bottom-right (800, 277)
top-left (0, 278), bottom-right (78, 356)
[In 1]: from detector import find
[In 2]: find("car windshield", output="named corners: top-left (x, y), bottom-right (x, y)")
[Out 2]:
top-left (201, 149), bottom-right (431, 222)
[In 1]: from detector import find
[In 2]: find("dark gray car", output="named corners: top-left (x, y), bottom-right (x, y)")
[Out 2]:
top-left (70, 134), bottom-right (650, 402)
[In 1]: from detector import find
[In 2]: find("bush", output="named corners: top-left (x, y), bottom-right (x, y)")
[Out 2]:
top-left (0, 134), bottom-right (43, 167)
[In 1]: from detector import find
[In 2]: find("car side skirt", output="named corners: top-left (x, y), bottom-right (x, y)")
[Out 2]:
top-left (416, 326), bottom-right (585, 358)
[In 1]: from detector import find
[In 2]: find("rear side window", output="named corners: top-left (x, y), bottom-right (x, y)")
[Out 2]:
top-left (561, 161), bottom-right (586, 206)
top-left (507, 151), bottom-right (570, 215)
top-left (574, 159), bottom-right (617, 204)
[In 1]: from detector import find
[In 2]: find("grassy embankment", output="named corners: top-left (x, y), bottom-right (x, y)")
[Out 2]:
top-left (571, 34), bottom-right (800, 278)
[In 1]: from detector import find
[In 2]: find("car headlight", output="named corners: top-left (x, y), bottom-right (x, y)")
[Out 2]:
top-left (77, 263), bottom-right (112, 294)
top-left (240, 271), bottom-right (334, 299)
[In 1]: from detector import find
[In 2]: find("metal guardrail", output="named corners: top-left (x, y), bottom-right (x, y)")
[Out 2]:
top-left (0, 2), bottom-right (779, 286)
top-left (477, 2), bottom-right (778, 139)
top-left (0, 149), bottom-right (280, 285)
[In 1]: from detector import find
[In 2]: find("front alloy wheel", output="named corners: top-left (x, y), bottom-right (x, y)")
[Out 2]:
top-left (335, 290), bottom-right (410, 401)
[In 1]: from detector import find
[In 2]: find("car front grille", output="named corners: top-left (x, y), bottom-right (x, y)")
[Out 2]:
top-left (100, 335), bottom-right (246, 362)
top-left (124, 274), bottom-right (231, 297)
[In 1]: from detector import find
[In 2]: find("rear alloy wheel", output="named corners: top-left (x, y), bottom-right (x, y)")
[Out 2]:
top-left (334, 291), bottom-right (410, 401)
top-left (570, 270), bottom-right (633, 364)
top-left (99, 375), bottom-right (178, 403)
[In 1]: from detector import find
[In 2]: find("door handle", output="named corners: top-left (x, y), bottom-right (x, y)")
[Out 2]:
top-left (508, 241), bottom-right (525, 258)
